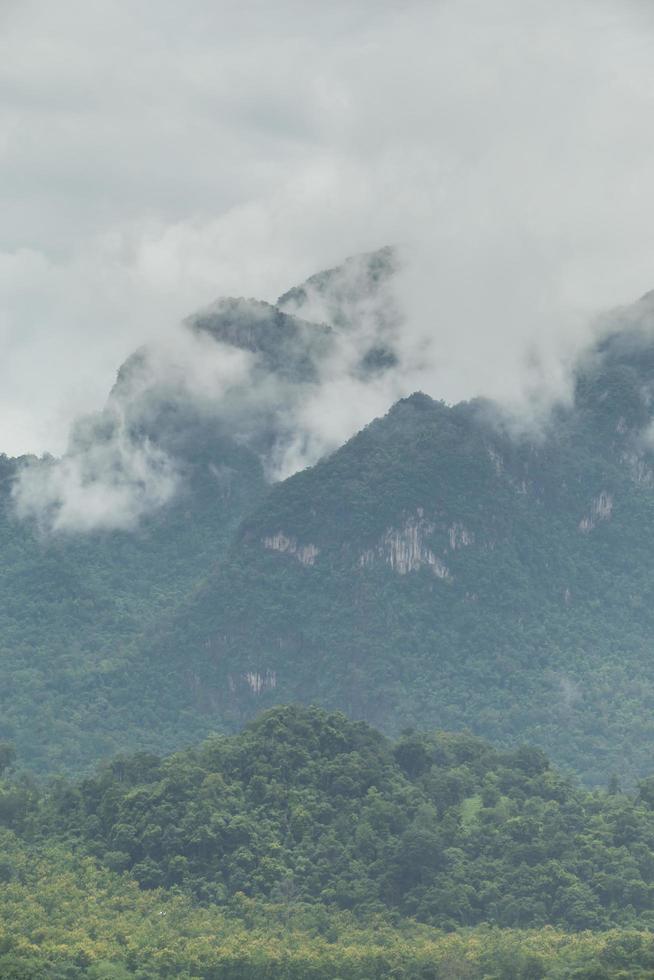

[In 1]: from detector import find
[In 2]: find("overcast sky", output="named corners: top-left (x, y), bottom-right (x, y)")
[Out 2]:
top-left (3, 0), bottom-right (654, 456)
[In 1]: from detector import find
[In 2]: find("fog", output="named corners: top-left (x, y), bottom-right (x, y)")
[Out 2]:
top-left (4, 0), bottom-right (654, 528)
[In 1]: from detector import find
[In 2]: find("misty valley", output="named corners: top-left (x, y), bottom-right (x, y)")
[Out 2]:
top-left (6, 249), bottom-right (654, 977)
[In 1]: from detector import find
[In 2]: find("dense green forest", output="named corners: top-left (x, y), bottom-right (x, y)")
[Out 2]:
top-left (5, 706), bottom-right (654, 976)
top-left (4, 832), bottom-right (654, 980)
top-left (157, 326), bottom-right (654, 785)
top-left (0, 426), bottom-right (265, 773)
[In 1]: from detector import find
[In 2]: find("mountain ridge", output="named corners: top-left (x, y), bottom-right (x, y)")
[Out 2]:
top-left (149, 313), bottom-right (654, 784)
top-left (3, 249), bottom-right (654, 782)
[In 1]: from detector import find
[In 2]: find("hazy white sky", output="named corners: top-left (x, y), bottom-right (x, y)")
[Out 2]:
top-left (3, 0), bottom-right (654, 456)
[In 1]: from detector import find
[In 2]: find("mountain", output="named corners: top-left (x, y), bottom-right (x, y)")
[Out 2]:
top-left (0, 248), bottom-right (397, 773)
top-left (0, 299), bottom-right (298, 770)
top-left (0, 433), bottom-right (265, 772)
top-left (4, 249), bottom-right (654, 785)
top-left (189, 297), bottom-right (332, 382)
top-left (151, 291), bottom-right (654, 786)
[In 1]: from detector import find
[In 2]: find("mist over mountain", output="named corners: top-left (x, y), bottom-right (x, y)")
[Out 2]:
top-left (7, 242), bottom-right (621, 535)
top-left (1, 250), bottom-right (654, 786)
top-left (8, 2), bottom-right (654, 975)
top-left (11, 248), bottom-right (403, 533)
top-left (145, 287), bottom-right (654, 785)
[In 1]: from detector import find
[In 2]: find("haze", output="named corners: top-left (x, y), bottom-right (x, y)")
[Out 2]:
top-left (2, 0), bottom-right (654, 457)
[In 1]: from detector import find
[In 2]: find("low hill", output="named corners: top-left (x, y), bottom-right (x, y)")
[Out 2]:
top-left (15, 704), bottom-right (654, 933)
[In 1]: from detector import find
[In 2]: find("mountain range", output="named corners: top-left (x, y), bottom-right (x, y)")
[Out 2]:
top-left (3, 249), bottom-right (654, 784)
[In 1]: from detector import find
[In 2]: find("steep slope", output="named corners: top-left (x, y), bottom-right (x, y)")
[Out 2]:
top-left (0, 431), bottom-right (265, 773)
top-left (189, 297), bottom-right (332, 382)
top-left (277, 245), bottom-right (400, 379)
top-left (6, 246), bottom-right (654, 783)
top-left (0, 247), bottom-right (399, 774)
top-left (154, 300), bottom-right (654, 785)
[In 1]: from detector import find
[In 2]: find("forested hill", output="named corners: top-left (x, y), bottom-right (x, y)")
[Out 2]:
top-left (8, 704), bottom-right (654, 934)
top-left (155, 301), bottom-right (654, 786)
top-left (5, 705), bottom-right (654, 975)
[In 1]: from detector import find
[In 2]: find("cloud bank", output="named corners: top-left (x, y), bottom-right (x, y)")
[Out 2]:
top-left (4, 0), bottom-right (654, 528)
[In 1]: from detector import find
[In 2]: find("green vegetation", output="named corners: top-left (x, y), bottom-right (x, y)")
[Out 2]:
top-left (160, 334), bottom-right (654, 785)
top-left (5, 707), bottom-right (654, 975)
top-left (0, 429), bottom-right (265, 773)
top-left (4, 255), bottom-right (654, 791)
top-left (24, 705), bottom-right (654, 932)
top-left (6, 256), bottom-right (654, 975)
top-left (4, 830), bottom-right (654, 980)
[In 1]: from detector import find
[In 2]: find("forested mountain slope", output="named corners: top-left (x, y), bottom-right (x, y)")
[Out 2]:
top-left (0, 249), bottom-right (394, 774)
top-left (155, 304), bottom-right (654, 785)
top-left (0, 433), bottom-right (264, 773)
top-left (5, 248), bottom-right (654, 785)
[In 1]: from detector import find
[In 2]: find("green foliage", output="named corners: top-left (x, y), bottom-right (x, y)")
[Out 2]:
top-left (8, 254), bottom-right (654, 975)
top-left (158, 338), bottom-right (654, 786)
top-left (0, 742), bottom-right (16, 776)
top-left (10, 705), bottom-right (654, 934)
top-left (6, 278), bottom-right (654, 792)
top-left (0, 431), bottom-right (265, 774)
top-left (3, 708), bottom-right (654, 975)
top-left (2, 823), bottom-right (653, 979)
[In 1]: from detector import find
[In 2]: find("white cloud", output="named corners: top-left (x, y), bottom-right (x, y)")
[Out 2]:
top-left (3, 0), bottom-right (654, 498)
top-left (12, 410), bottom-right (180, 533)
